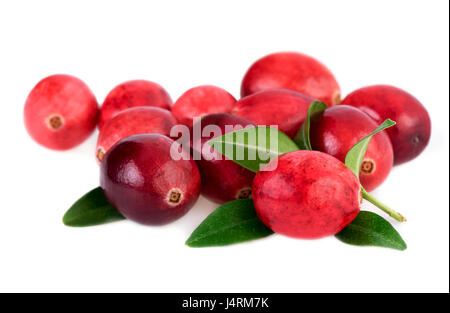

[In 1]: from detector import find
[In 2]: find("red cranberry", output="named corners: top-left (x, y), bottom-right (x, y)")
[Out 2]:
top-left (100, 134), bottom-right (201, 225)
top-left (310, 105), bottom-right (393, 191)
top-left (231, 89), bottom-right (315, 138)
top-left (192, 113), bottom-right (255, 203)
top-left (96, 107), bottom-right (177, 163)
top-left (241, 52), bottom-right (341, 106)
top-left (99, 80), bottom-right (172, 130)
top-left (342, 85), bottom-right (431, 165)
top-left (171, 85), bottom-right (236, 127)
top-left (252, 150), bottom-right (361, 239)
top-left (24, 74), bottom-right (98, 150)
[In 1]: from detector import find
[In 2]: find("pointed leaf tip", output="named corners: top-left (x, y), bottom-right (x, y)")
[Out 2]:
top-left (63, 187), bottom-right (125, 227)
top-left (186, 199), bottom-right (274, 247)
top-left (336, 211), bottom-right (407, 251)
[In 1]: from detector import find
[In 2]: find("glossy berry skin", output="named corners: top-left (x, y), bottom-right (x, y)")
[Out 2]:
top-left (231, 89), bottom-right (316, 138)
top-left (99, 80), bottom-right (172, 130)
top-left (310, 105), bottom-right (394, 192)
top-left (252, 150), bottom-right (361, 239)
top-left (192, 113), bottom-right (255, 203)
top-left (24, 74), bottom-right (98, 150)
top-left (171, 85), bottom-right (236, 128)
top-left (342, 85), bottom-right (431, 165)
top-left (100, 134), bottom-right (201, 225)
top-left (96, 107), bottom-right (177, 163)
top-left (241, 52), bottom-right (341, 106)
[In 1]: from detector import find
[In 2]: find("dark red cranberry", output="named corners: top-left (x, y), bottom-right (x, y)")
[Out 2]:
top-left (310, 105), bottom-right (394, 191)
top-left (192, 113), bottom-right (255, 203)
top-left (100, 134), bottom-right (201, 225)
top-left (342, 85), bottom-right (431, 165)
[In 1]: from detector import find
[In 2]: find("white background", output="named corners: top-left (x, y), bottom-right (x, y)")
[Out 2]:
top-left (0, 0), bottom-right (448, 293)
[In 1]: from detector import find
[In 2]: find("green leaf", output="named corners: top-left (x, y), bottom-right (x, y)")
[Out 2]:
top-left (344, 119), bottom-right (396, 179)
top-left (294, 101), bottom-right (328, 150)
top-left (186, 199), bottom-right (274, 247)
top-left (206, 126), bottom-right (299, 173)
top-left (342, 119), bottom-right (406, 222)
top-left (63, 187), bottom-right (125, 227)
top-left (336, 211), bottom-right (407, 250)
